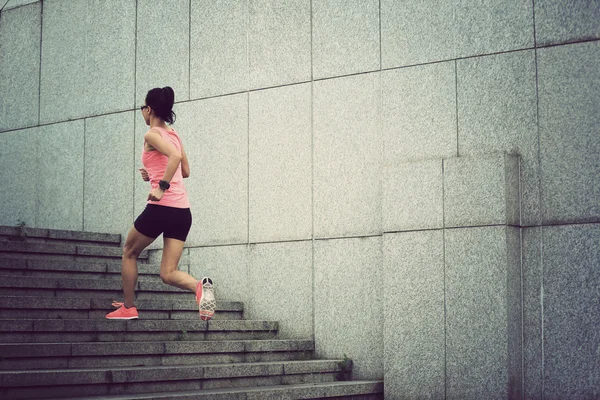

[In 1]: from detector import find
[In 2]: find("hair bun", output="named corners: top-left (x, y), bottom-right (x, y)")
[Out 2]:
top-left (161, 86), bottom-right (175, 108)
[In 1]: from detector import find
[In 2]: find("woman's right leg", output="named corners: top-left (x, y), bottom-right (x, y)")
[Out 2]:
top-left (122, 227), bottom-right (155, 308)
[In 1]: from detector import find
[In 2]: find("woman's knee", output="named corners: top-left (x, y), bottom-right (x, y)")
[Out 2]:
top-left (122, 243), bottom-right (141, 260)
top-left (160, 271), bottom-right (172, 285)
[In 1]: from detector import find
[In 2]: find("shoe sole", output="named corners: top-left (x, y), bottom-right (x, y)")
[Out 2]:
top-left (197, 277), bottom-right (215, 321)
top-left (105, 316), bottom-right (139, 320)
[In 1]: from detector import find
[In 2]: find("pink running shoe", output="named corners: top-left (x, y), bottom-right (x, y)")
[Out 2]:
top-left (106, 304), bottom-right (139, 320)
top-left (196, 277), bottom-right (216, 321)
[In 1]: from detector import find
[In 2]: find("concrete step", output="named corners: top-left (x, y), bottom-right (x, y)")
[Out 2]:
top-left (0, 257), bottom-right (160, 279)
top-left (0, 340), bottom-right (315, 370)
top-left (0, 319), bottom-right (279, 343)
top-left (7, 381), bottom-right (384, 400)
top-left (0, 226), bottom-right (121, 247)
top-left (0, 275), bottom-right (201, 301)
top-left (0, 360), bottom-right (349, 399)
top-left (0, 242), bottom-right (147, 261)
top-left (0, 296), bottom-right (243, 320)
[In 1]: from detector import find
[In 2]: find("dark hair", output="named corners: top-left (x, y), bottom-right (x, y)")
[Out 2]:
top-left (145, 86), bottom-right (176, 124)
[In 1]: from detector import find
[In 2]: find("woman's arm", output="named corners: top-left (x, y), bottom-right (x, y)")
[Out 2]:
top-left (180, 144), bottom-right (190, 178)
top-left (144, 129), bottom-right (182, 184)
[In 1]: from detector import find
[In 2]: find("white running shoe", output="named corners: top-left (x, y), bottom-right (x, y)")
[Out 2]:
top-left (195, 277), bottom-right (216, 321)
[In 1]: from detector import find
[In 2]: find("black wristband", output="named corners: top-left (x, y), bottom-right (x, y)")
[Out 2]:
top-left (159, 180), bottom-right (170, 190)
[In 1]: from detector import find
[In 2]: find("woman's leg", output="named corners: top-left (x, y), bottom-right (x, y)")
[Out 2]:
top-left (122, 227), bottom-right (155, 308)
top-left (159, 237), bottom-right (198, 292)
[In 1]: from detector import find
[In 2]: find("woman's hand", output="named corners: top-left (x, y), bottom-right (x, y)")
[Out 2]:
top-left (148, 187), bottom-right (164, 202)
top-left (139, 168), bottom-right (149, 181)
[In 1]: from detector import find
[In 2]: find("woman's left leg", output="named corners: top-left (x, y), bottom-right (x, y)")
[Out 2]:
top-left (159, 237), bottom-right (198, 292)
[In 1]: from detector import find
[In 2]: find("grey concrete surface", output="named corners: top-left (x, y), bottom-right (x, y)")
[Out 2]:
top-left (190, 0), bottom-right (248, 98)
top-left (248, 0), bottom-right (311, 89)
top-left (246, 241), bottom-right (312, 339)
top-left (445, 226), bottom-right (522, 399)
top-left (383, 230), bottom-right (445, 399)
top-left (381, 0), bottom-right (533, 68)
top-left (0, 127), bottom-right (38, 227)
top-left (188, 244), bottom-right (248, 303)
top-left (314, 236), bottom-right (383, 380)
top-left (84, 111), bottom-right (135, 235)
top-left (382, 61), bottom-right (457, 163)
top-left (535, 0), bottom-right (600, 46)
top-left (313, 73), bottom-right (381, 239)
top-left (0, 2), bottom-right (40, 132)
top-left (249, 83), bottom-right (312, 242)
top-left (36, 121), bottom-right (85, 230)
top-left (457, 50), bottom-right (538, 226)
top-left (522, 226), bottom-right (542, 400)
top-left (312, 0), bottom-right (380, 80)
top-left (542, 223), bottom-right (600, 399)
top-left (136, 0), bottom-right (190, 106)
top-left (538, 41), bottom-right (600, 224)
top-left (383, 159), bottom-right (444, 232)
top-left (444, 153), bottom-right (521, 228)
top-left (170, 94), bottom-right (249, 246)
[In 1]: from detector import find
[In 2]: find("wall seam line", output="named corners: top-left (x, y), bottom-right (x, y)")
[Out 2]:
top-left (188, 0), bottom-right (191, 100)
top-left (38, 0), bottom-right (43, 126)
top-left (310, 0), bottom-right (316, 343)
top-left (534, 43), bottom-right (545, 400)
top-left (82, 118), bottom-right (86, 231)
top-left (442, 158), bottom-right (447, 399)
top-left (455, 60), bottom-right (459, 157)
top-left (246, 0), bottom-right (250, 246)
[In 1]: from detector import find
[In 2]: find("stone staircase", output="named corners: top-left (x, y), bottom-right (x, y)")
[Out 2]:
top-left (0, 226), bottom-right (383, 399)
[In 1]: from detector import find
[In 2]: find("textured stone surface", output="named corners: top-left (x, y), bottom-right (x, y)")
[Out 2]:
top-left (543, 223), bottom-right (600, 399)
top-left (0, 127), bottom-right (37, 227)
top-left (249, 83), bottom-right (311, 242)
top-left (188, 244), bottom-right (248, 302)
top-left (312, 0), bottom-right (380, 80)
top-left (383, 159), bottom-right (443, 232)
top-left (538, 41), bottom-right (600, 224)
top-left (0, 2), bottom-right (40, 131)
top-left (2, 0), bottom-right (38, 10)
top-left (445, 226), bottom-right (522, 399)
top-left (136, 0), bottom-right (189, 105)
top-left (444, 153), bottom-right (520, 228)
top-left (246, 241), bottom-right (312, 339)
top-left (314, 236), bottom-right (383, 379)
top-left (313, 73), bottom-right (381, 239)
top-left (458, 50), bottom-right (538, 226)
top-left (522, 226), bottom-right (542, 400)
top-left (383, 231), bottom-right (444, 399)
top-left (248, 0), bottom-right (311, 89)
top-left (39, 0), bottom-right (86, 123)
top-left (190, 0), bottom-right (248, 99)
top-left (381, 0), bottom-right (533, 68)
top-left (36, 121), bottom-right (85, 230)
top-left (84, 111), bottom-right (135, 235)
top-left (535, 0), bottom-right (600, 46)
top-left (381, 0), bottom-right (454, 67)
top-left (169, 94), bottom-right (248, 246)
top-left (454, 0), bottom-right (533, 59)
top-left (382, 61), bottom-right (457, 163)
top-left (40, 0), bottom-right (135, 124)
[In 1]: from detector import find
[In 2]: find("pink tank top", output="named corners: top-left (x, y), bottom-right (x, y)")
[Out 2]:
top-left (142, 126), bottom-right (190, 209)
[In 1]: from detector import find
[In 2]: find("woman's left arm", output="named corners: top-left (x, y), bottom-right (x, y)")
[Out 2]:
top-left (180, 143), bottom-right (190, 178)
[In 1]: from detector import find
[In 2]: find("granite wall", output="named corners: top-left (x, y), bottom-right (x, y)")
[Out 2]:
top-left (1, 1), bottom-right (599, 398)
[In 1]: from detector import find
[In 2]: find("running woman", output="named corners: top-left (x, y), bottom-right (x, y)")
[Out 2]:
top-left (106, 86), bottom-right (215, 321)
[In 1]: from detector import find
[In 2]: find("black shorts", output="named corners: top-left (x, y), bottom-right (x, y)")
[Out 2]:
top-left (134, 204), bottom-right (192, 242)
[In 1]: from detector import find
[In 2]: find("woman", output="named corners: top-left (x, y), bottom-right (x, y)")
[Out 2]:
top-left (106, 86), bottom-right (215, 321)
